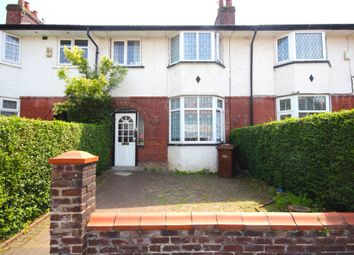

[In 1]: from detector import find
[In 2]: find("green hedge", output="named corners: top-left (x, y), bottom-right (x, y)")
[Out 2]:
top-left (230, 110), bottom-right (354, 211)
top-left (0, 117), bottom-right (112, 239)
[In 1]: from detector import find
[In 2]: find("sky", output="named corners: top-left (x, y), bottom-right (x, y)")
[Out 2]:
top-left (1, 0), bottom-right (354, 25)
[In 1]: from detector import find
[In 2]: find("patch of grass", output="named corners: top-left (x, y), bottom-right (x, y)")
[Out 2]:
top-left (266, 188), bottom-right (321, 212)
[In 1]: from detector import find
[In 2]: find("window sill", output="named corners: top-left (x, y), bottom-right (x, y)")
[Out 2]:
top-left (52, 65), bottom-right (78, 69)
top-left (167, 61), bottom-right (225, 69)
top-left (274, 60), bottom-right (331, 69)
top-left (122, 65), bottom-right (145, 69)
top-left (0, 61), bottom-right (22, 68)
top-left (168, 143), bottom-right (222, 146)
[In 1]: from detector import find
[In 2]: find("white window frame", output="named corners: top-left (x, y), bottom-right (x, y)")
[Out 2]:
top-left (2, 33), bottom-right (21, 64)
top-left (0, 97), bottom-right (20, 116)
top-left (169, 96), bottom-right (225, 144)
top-left (169, 32), bottom-right (222, 65)
top-left (275, 32), bottom-right (327, 64)
top-left (276, 95), bottom-right (330, 120)
top-left (112, 39), bottom-right (142, 66)
top-left (58, 39), bottom-right (89, 65)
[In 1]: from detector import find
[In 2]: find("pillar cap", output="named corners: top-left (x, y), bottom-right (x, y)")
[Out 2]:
top-left (49, 151), bottom-right (99, 164)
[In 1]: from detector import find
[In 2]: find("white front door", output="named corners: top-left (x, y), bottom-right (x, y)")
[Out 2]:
top-left (115, 113), bottom-right (136, 166)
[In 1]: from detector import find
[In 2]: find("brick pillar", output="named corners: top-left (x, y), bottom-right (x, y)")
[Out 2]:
top-left (49, 151), bottom-right (98, 255)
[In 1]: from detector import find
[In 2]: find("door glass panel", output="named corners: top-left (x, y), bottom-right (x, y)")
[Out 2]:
top-left (118, 115), bottom-right (135, 144)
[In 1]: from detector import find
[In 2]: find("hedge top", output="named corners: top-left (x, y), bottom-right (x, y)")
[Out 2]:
top-left (48, 151), bottom-right (99, 165)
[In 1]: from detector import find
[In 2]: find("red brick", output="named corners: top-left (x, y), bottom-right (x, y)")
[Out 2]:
top-left (223, 245), bottom-right (243, 252)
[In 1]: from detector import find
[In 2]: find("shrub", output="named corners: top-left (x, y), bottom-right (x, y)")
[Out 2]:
top-left (0, 117), bottom-right (112, 239)
top-left (230, 110), bottom-right (354, 211)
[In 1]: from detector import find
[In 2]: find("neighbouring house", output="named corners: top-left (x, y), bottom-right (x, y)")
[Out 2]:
top-left (0, 0), bottom-right (353, 172)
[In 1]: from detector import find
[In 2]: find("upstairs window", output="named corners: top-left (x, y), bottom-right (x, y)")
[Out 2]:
top-left (0, 98), bottom-right (19, 116)
top-left (276, 32), bottom-right (326, 64)
top-left (170, 32), bottom-right (222, 64)
top-left (59, 39), bottom-right (88, 64)
top-left (113, 40), bottom-right (141, 66)
top-left (170, 96), bottom-right (224, 144)
top-left (3, 34), bottom-right (20, 64)
top-left (277, 95), bottom-right (329, 120)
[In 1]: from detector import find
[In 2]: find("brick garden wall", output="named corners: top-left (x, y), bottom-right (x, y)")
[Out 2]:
top-left (49, 151), bottom-right (354, 255)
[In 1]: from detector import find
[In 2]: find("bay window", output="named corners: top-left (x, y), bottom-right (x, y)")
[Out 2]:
top-left (170, 32), bottom-right (223, 64)
top-left (170, 96), bottom-right (224, 143)
top-left (277, 95), bottom-right (330, 120)
top-left (276, 32), bottom-right (326, 64)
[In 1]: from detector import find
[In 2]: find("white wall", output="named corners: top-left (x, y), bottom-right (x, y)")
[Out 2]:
top-left (168, 145), bottom-right (218, 173)
top-left (1, 30), bottom-right (353, 99)
top-left (274, 34), bottom-right (353, 96)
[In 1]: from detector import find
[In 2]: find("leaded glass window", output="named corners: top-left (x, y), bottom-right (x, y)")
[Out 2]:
top-left (216, 110), bottom-right (222, 142)
top-left (171, 98), bottom-right (180, 110)
top-left (4, 34), bottom-right (20, 63)
top-left (199, 33), bottom-right (212, 60)
top-left (184, 33), bottom-right (197, 60)
top-left (277, 36), bottom-right (289, 62)
top-left (171, 111), bottom-right (180, 141)
top-left (184, 96), bottom-right (198, 108)
top-left (171, 35), bottom-right (180, 63)
top-left (199, 110), bottom-right (213, 141)
top-left (184, 110), bottom-right (198, 141)
top-left (298, 96), bottom-right (326, 111)
top-left (296, 33), bottom-right (323, 60)
top-left (199, 97), bottom-right (212, 108)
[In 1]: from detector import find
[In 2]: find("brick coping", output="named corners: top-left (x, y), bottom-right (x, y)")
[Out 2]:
top-left (87, 212), bottom-right (354, 231)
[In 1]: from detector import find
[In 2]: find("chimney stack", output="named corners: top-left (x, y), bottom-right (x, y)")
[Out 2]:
top-left (215, 0), bottom-right (236, 25)
top-left (6, 1), bottom-right (42, 24)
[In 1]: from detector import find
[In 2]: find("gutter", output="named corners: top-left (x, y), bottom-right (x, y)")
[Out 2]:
top-left (249, 30), bottom-right (257, 126)
top-left (87, 27), bottom-right (99, 73)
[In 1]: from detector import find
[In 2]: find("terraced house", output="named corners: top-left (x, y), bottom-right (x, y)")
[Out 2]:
top-left (1, 0), bottom-right (353, 172)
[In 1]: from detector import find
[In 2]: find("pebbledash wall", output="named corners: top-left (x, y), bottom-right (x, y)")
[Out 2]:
top-left (1, 29), bottom-right (354, 171)
top-left (48, 151), bottom-right (354, 255)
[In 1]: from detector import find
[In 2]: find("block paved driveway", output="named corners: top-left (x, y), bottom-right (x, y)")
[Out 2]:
top-left (96, 169), bottom-right (270, 213)
top-left (0, 169), bottom-right (270, 254)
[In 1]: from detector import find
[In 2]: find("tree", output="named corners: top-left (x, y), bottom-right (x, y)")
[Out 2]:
top-left (53, 47), bottom-right (127, 123)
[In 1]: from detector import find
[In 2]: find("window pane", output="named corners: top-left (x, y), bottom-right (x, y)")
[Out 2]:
top-left (296, 33), bottom-right (323, 60)
top-left (171, 98), bottom-right (180, 110)
top-left (217, 99), bottom-right (223, 109)
top-left (184, 110), bottom-right (198, 141)
top-left (280, 114), bottom-right (292, 120)
top-left (127, 41), bottom-right (140, 65)
top-left (171, 111), bottom-right (180, 141)
top-left (114, 41), bottom-right (125, 64)
top-left (184, 96), bottom-right (197, 108)
top-left (5, 35), bottom-right (20, 63)
top-left (200, 110), bottom-right (213, 141)
top-left (198, 33), bottom-right (211, 60)
top-left (171, 35), bottom-right (180, 63)
top-left (0, 111), bottom-right (17, 116)
top-left (216, 110), bottom-right (222, 142)
top-left (59, 47), bottom-right (71, 64)
top-left (60, 40), bottom-right (71, 46)
top-left (199, 96), bottom-right (212, 108)
top-left (3, 100), bottom-right (17, 109)
top-left (184, 33), bottom-right (197, 60)
top-left (75, 40), bottom-right (88, 47)
top-left (277, 36), bottom-right (289, 62)
top-left (280, 99), bottom-right (291, 111)
top-left (216, 33), bottom-right (222, 61)
top-left (138, 114), bottom-right (144, 145)
top-left (298, 96), bottom-right (326, 111)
